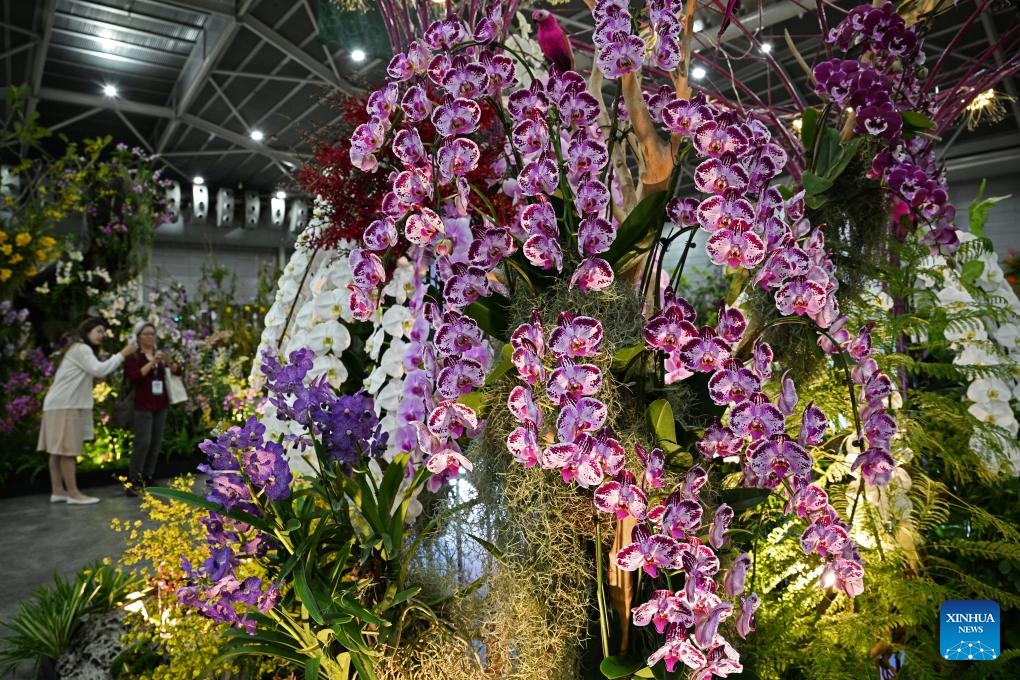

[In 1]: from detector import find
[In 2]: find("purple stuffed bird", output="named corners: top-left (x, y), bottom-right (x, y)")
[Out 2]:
top-left (532, 9), bottom-right (574, 73)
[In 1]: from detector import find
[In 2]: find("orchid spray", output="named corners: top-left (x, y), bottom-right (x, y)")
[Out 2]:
top-left (338, 0), bottom-right (907, 675)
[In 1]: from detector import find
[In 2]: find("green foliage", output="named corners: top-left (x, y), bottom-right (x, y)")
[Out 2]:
top-left (966, 180), bottom-right (1011, 237)
top-left (0, 562), bottom-right (140, 677)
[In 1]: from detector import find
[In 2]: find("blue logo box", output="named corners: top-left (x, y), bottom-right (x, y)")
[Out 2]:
top-left (940, 600), bottom-right (1000, 660)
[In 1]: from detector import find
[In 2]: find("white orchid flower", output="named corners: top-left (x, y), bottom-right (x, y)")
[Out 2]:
top-left (303, 320), bottom-right (352, 356)
top-left (381, 305), bottom-right (413, 339)
top-left (968, 400), bottom-right (1019, 435)
top-left (967, 377), bottom-right (1013, 404)
top-left (380, 339), bottom-right (409, 378)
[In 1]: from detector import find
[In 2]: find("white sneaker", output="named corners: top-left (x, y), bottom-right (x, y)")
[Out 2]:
top-left (49, 494), bottom-right (68, 503)
top-left (66, 495), bottom-right (100, 505)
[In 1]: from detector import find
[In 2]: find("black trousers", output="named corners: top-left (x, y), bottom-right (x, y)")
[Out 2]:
top-left (129, 409), bottom-right (167, 482)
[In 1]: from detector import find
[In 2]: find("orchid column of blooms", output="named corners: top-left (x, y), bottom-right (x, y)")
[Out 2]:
top-left (344, 2), bottom-right (900, 677)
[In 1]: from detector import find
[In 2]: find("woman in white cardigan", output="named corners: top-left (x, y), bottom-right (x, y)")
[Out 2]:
top-left (37, 318), bottom-right (136, 505)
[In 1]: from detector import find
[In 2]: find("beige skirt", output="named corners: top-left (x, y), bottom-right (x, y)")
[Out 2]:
top-left (37, 409), bottom-right (94, 457)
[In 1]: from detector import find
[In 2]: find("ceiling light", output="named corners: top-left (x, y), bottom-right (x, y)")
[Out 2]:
top-left (275, 190), bottom-right (286, 200)
top-left (250, 130), bottom-right (264, 142)
top-left (103, 84), bottom-right (118, 97)
top-left (193, 176), bottom-right (205, 185)
top-left (693, 19), bottom-right (704, 32)
top-left (761, 42), bottom-right (773, 54)
top-left (99, 37), bottom-right (116, 51)
top-left (351, 48), bottom-right (366, 62)
top-left (691, 66), bottom-right (706, 80)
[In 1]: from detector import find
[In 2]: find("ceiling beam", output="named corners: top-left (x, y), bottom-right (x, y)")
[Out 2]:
top-left (180, 113), bottom-right (303, 165)
top-left (53, 11), bottom-right (198, 44)
top-left (26, 0), bottom-right (57, 118)
top-left (158, 13), bottom-right (237, 153)
top-left (47, 106), bottom-right (102, 132)
top-left (38, 86), bottom-right (173, 118)
top-left (0, 39), bottom-right (37, 62)
top-left (68, 0), bottom-right (204, 31)
top-left (131, 0), bottom-right (236, 16)
top-left (239, 14), bottom-right (365, 96)
top-left (212, 69), bottom-right (326, 85)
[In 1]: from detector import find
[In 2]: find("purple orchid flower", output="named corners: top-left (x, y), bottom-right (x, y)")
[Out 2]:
top-left (569, 257), bottom-right (615, 292)
top-left (730, 394), bottom-right (786, 442)
top-left (546, 358), bottom-right (602, 405)
top-left (594, 470), bottom-right (649, 520)
top-left (555, 396), bottom-right (607, 442)
top-left (707, 359), bottom-right (762, 405)
top-left (615, 523), bottom-right (681, 578)
top-left (425, 449), bottom-right (473, 492)
top-left (777, 370), bottom-right (799, 416)
top-left (648, 622), bottom-right (708, 673)
top-left (723, 553), bottom-right (751, 597)
top-left (632, 590), bottom-right (694, 635)
top-left (661, 492), bottom-right (704, 539)
top-left (508, 385), bottom-right (543, 428)
top-left (697, 418), bottom-right (743, 458)
top-left (507, 426), bottom-right (542, 468)
top-left (799, 402), bottom-right (828, 447)
top-left (708, 504), bottom-right (734, 549)
top-left (635, 443), bottom-right (665, 489)
top-left (736, 594), bottom-right (760, 639)
top-left (426, 400), bottom-right (478, 438)
top-left (745, 435), bottom-right (813, 489)
top-left (548, 313), bottom-right (604, 358)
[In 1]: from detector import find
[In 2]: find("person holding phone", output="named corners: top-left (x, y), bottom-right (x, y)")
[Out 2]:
top-left (123, 321), bottom-right (177, 494)
top-left (38, 318), bottom-right (137, 504)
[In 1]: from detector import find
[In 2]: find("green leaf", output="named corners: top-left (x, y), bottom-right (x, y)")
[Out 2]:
top-left (600, 655), bottom-right (646, 679)
top-left (293, 567), bottom-right (325, 625)
top-left (145, 487), bottom-right (272, 533)
top-left (305, 656), bottom-right (321, 680)
top-left (634, 668), bottom-right (656, 678)
top-left (467, 533), bottom-right (505, 560)
top-left (647, 399), bottom-right (681, 457)
top-left (900, 110), bottom-right (935, 131)
top-left (456, 389), bottom-right (486, 414)
top-left (604, 190), bottom-right (668, 268)
top-left (800, 107), bottom-right (819, 149)
top-left (823, 137), bottom-right (864, 182)
top-left (959, 259), bottom-right (985, 285)
top-left (720, 487), bottom-right (773, 512)
top-left (967, 179), bottom-right (1011, 237)
top-left (484, 355), bottom-right (514, 386)
top-left (801, 171), bottom-right (834, 196)
top-left (611, 344), bottom-right (646, 371)
top-left (465, 297), bottom-right (510, 341)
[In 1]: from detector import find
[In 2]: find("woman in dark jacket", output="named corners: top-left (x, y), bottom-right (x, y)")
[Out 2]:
top-left (123, 321), bottom-right (176, 493)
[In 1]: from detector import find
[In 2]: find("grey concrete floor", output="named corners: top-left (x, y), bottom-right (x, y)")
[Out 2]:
top-left (0, 483), bottom-right (154, 678)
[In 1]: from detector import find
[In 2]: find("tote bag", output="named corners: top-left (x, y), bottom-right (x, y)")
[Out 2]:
top-left (166, 372), bottom-right (188, 405)
top-left (110, 383), bottom-right (135, 429)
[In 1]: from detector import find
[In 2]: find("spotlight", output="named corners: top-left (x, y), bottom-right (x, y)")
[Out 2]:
top-left (193, 176), bottom-right (205, 185)
top-left (275, 190), bottom-right (287, 200)
top-left (691, 66), bottom-right (706, 80)
top-left (693, 19), bottom-right (704, 32)
top-left (250, 130), bottom-right (264, 142)
top-left (761, 42), bottom-right (773, 54)
top-left (103, 84), bottom-right (118, 97)
top-left (351, 48), bottom-right (366, 62)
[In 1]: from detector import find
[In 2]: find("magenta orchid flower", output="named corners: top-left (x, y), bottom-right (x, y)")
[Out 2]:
top-left (508, 385), bottom-right (542, 428)
top-left (799, 402), bottom-right (828, 447)
top-left (708, 504), bottom-right (734, 549)
top-left (697, 419), bottom-right (743, 458)
top-left (435, 311), bottom-right (485, 357)
top-left (745, 435), bottom-right (813, 489)
top-left (548, 313), bottom-right (604, 358)
top-left (661, 492), bottom-right (703, 539)
top-left (425, 449), bottom-right (473, 492)
top-left (729, 394), bottom-right (785, 441)
top-left (777, 370), bottom-right (799, 416)
top-left (506, 425), bottom-right (541, 468)
top-left (615, 523), bottom-right (681, 578)
top-left (546, 359), bottom-right (603, 405)
top-left (694, 602), bottom-right (733, 649)
top-left (426, 400), bottom-right (478, 438)
top-left (569, 257), bottom-right (615, 292)
top-left (723, 553), bottom-right (751, 597)
top-left (736, 594), bottom-right (760, 639)
top-left (678, 327), bottom-right (732, 373)
top-left (635, 443), bottom-right (665, 489)
top-left (647, 624), bottom-right (707, 674)
top-left (555, 396), bottom-right (607, 442)
top-left (707, 360), bottom-right (762, 405)
top-left (594, 470), bottom-right (649, 520)
top-left (632, 591), bottom-right (694, 636)
top-left (542, 436), bottom-right (606, 488)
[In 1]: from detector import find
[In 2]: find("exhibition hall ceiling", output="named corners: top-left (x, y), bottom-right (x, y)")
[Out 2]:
top-left (2, 0), bottom-right (1018, 195)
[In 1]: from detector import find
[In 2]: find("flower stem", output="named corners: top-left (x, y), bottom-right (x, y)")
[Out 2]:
top-left (594, 517), bottom-right (611, 659)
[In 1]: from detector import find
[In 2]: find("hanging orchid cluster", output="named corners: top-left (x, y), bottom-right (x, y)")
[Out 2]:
top-left (339, 1), bottom-right (902, 675)
top-left (812, 2), bottom-right (959, 254)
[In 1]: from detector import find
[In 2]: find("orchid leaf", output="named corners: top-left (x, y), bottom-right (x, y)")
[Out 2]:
top-left (801, 171), bottom-right (833, 196)
top-left (800, 107), bottom-right (819, 149)
top-left (604, 189), bottom-right (668, 268)
top-left (600, 655), bottom-right (646, 678)
top-left (146, 487), bottom-right (272, 533)
top-left (611, 344), bottom-right (645, 371)
top-left (900, 110), bottom-right (935, 132)
top-left (466, 296), bottom-right (510, 341)
top-left (720, 487), bottom-right (773, 512)
top-left (648, 399), bottom-right (681, 458)
top-left (823, 137), bottom-right (864, 182)
top-left (294, 568), bottom-right (324, 625)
